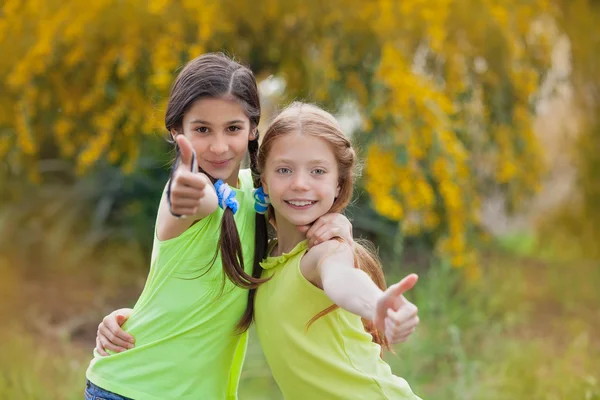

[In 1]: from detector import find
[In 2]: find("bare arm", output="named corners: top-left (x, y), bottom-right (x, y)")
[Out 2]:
top-left (156, 135), bottom-right (218, 241)
top-left (302, 241), bottom-right (380, 321)
top-left (302, 241), bottom-right (419, 343)
top-left (156, 178), bottom-right (217, 241)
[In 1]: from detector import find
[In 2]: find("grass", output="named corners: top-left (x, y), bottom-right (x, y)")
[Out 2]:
top-left (1, 236), bottom-right (599, 399)
top-left (0, 325), bottom-right (87, 400)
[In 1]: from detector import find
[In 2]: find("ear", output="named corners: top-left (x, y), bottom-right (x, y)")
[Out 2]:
top-left (248, 128), bottom-right (258, 141)
top-left (170, 129), bottom-right (179, 142)
top-left (335, 183), bottom-right (341, 198)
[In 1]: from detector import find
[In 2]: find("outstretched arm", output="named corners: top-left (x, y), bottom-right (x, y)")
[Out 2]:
top-left (302, 241), bottom-right (419, 344)
top-left (156, 135), bottom-right (218, 241)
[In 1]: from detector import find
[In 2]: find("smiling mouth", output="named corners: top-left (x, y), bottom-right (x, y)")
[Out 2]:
top-left (285, 200), bottom-right (317, 208)
top-left (208, 159), bottom-right (231, 166)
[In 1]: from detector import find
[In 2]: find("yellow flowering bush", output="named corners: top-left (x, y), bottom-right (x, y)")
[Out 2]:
top-left (360, 0), bottom-right (552, 275)
top-left (0, 0), bottom-right (555, 275)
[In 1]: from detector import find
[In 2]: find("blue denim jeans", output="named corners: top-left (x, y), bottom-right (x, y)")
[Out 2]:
top-left (84, 380), bottom-right (133, 400)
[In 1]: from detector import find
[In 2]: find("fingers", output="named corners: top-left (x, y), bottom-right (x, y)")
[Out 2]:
top-left (114, 314), bottom-right (135, 343)
top-left (101, 314), bottom-right (135, 346)
top-left (97, 321), bottom-right (127, 353)
top-left (384, 304), bottom-right (419, 344)
top-left (324, 213), bottom-right (353, 244)
top-left (170, 185), bottom-right (205, 201)
top-left (97, 330), bottom-right (128, 353)
top-left (96, 336), bottom-right (109, 357)
top-left (313, 213), bottom-right (352, 240)
top-left (300, 220), bottom-right (321, 245)
top-left (97, 325), bottom-right (131, 353)
top-left (173, 171), bottom-right (207, 192)
top-left (305, 213), bottom-right (352, 247)
top-left (385, 319), bottom-right (418, 344)
top-left (171, 198), bottom-right (201, 208)
top-left (305, 214), bottom-right (329, 239)
top-left (386, 304), bottom-right (419, 327)
top-left (307, 226), bottom-right (342, 248)
top-left (176, 135), bottom-right (196, 170)
top-left (385, 324), bottom-right (417, 344)
top-left (168, 193), bottom-right (202, 215)
top-left (169, 171), bottom-right (209, 216)
top-left (97, 322), bottom-right (132, 352)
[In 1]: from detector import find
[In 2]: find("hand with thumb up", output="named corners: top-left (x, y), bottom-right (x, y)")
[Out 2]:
top-left (374, 273), bottom-right (420, 344)
top-left (168, 135), bottom-right (212, 218)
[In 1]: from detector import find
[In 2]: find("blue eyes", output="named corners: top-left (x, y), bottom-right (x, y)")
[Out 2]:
top-left (276, 168), bottom-right (326, 175)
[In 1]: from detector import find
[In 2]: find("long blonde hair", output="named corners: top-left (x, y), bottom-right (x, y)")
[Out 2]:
top-left (256, 102), bottom-right (390, 350)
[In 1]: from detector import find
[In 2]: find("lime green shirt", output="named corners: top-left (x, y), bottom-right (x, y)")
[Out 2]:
top-left (255, 240), bottom-right (421, 400)
top-left (86, 169), bottom-right (256, 400)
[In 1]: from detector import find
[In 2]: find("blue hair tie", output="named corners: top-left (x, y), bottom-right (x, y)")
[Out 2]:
top-left (252, 186), bottom-right (270, 215)
top-left (214, 180), bottom-right (239, 214)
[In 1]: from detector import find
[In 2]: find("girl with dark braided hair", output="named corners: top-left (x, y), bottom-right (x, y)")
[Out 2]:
top-left (84, 54), bottom-right (352, 400)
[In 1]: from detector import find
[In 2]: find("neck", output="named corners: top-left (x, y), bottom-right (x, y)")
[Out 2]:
top-left (271, 212), bottom-right (310, 256)
top-left (223, 165), bottom-right (241, 188)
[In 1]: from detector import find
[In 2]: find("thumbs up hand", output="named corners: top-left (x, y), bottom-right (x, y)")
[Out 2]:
top-left (176, 134), bottom-right (198, 174)
top-left (374, 273), bottom-right (420, 344)
top-left (168, 135), bottom-right (211, 217)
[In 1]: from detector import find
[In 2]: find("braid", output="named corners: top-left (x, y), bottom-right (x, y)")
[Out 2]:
top-left (237, 133), bottom-right (270, 332)
top-left (249, 132), bottom-right (261, 187)
top-left (181, 134), bottom-right (267, 291)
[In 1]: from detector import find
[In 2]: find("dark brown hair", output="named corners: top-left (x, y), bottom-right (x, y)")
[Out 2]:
top-left (165, 53), bottom-right (269, 300)
top-left (252, 102), bottom-right (390, 350)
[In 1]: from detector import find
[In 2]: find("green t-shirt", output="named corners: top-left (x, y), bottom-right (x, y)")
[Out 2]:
top-left (255, 240), bottom-right (421, 400)
top-left (87, 169), bottom-right (256, 400)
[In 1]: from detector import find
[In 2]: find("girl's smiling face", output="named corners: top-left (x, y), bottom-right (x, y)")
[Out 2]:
top-left (262, 132), bottom-right (341, 227)
top-left (176, 96), bottom-right (255, 187)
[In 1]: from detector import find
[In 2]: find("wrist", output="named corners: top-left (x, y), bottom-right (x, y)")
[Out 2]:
top-left (370, 291), bottom-right (383, 322)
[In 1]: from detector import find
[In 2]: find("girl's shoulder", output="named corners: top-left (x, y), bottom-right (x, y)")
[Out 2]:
top-left (302, 239), bottom-right (353, 272)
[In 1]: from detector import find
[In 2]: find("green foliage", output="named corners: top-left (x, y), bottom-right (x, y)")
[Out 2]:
top-left (0, 0), bottom-right (559, 272)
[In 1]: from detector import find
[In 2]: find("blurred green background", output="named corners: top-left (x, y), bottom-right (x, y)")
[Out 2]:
top-left (1, 0), bottom-right (599, 399)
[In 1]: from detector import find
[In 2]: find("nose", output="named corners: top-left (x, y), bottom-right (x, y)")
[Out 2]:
top-left (209, 136), bottom-right (228, 155)
top-left (290, 171), bottom-right (310, 191)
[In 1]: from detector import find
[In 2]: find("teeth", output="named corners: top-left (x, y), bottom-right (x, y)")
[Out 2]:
top-left (287, 200), bottom-right (315, 207)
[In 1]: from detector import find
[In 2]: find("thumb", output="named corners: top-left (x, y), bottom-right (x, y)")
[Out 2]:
top-left (387, 273), bottom-right (419, 298)
top-left (116, 314), bottom-right (127, 326)
top-left (176, 135), bottom-right (195, 171)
